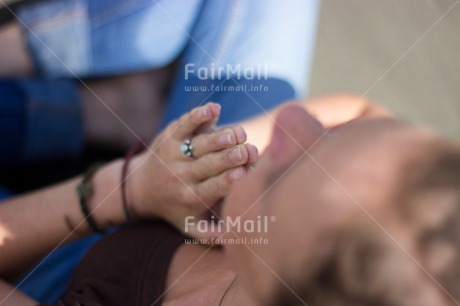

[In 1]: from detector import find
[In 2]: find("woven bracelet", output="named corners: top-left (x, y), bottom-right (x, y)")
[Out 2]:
top-left (76, 163), bottom-right (106, 233)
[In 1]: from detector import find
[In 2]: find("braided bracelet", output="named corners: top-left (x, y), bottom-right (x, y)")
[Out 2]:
top-left (76, 163), bottom-right (106, 233)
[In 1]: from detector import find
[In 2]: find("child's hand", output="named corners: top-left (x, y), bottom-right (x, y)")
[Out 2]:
top-left (129, 102), bottom-right (258, 238)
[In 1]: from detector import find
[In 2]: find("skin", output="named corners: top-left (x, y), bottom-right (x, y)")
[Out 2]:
top-left (223, 105), bottom-right (450, 305)
top-left (0, 102), bottom-right (257, 305)
top-left (162, 97), bottom-right (441, 305)
top-left (3, 16), bottom-right (447, 305)
top-left (1, 95), bottom-right (452, 305)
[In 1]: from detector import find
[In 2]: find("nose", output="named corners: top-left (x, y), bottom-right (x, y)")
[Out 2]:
top-left (267, 103), bottom-right (326, 163)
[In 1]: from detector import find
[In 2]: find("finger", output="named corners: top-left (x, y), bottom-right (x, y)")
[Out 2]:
top-left (194, 113), bottom-right (219, 135)
top-left (171, 102), bottom-right (221, 140)
top-left (189, 144), bottom-right (250, 180)
top-left (194, 166), bottom-right (248, 205)
top-left (182, 166), bottom-right (247, 242)
top-left (215, 125), bottom-right (247, 144)
top-left (246, 143), bottom-right (259, 163)
top-left (190, 126), bottom-right (247, 158)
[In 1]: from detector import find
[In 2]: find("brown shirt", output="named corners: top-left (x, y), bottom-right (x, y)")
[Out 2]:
top-left (47, 221), bottom-right (185, 306)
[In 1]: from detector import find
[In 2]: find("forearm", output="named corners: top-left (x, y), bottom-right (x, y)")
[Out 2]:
top-left (0, 102), bottom-right (247, 278)
top-left (0, 159), bottom-right (126, 278)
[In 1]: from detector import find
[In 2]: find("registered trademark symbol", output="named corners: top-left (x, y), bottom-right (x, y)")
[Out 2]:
top-left (270, 216), bottom-right (276, 222)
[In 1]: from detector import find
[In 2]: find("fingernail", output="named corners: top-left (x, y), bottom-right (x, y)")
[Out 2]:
top-left (212, 103), bottom-right (221, 115)
top-left (229, 146), bottom-right (243, 161)
top-left (247, 144), bottom-right (259, 163)
top-left (219, 130), bottom-right (235, 146)
top-left (230, 168), bottom-right (244, 181)
top-left (201, 106), bottom-right (211, 119)
top-left (235, 126), bottom-right (247, 143)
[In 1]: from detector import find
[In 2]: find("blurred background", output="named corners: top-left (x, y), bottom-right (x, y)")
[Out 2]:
top-left (309, 0), bottom-right (460, 141)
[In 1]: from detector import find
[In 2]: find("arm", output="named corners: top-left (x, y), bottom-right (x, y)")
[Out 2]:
top-left (0, 153), bottom-right (127, 305)
top-left (0, 103), bottom-right (257, 304)
top-left (0, 159), bottom-right (126, 279)
top-left (241, 94), bottom-right (393, 152)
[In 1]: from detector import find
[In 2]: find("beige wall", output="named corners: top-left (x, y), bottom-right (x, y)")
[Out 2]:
top-left (309, 0), bottom-right (460, 141)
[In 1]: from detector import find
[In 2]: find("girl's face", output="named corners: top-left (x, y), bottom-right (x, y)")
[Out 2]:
top-left (222, 104), bottom-right (439, 305)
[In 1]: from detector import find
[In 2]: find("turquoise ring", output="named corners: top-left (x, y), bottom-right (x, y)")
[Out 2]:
top-left (180, 138), bottom-right (194, 158)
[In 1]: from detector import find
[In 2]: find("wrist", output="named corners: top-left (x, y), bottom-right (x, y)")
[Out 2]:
top-left (126, 153), bottom-right (150, 218)
top-left (88, 160), bottom-right (126, 228)
top-left (76, 163), bottom-right (106, 233)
